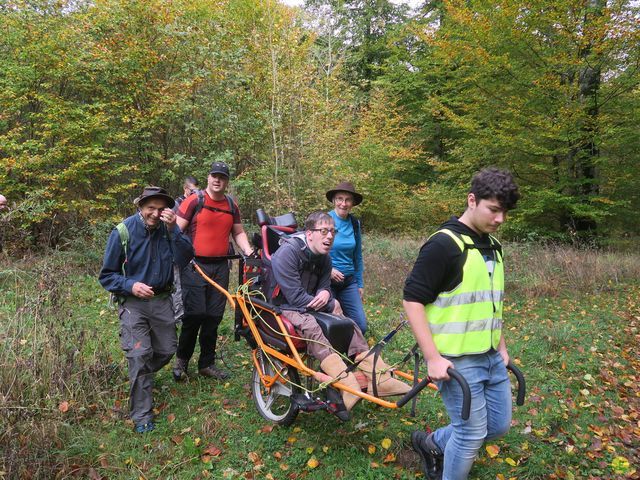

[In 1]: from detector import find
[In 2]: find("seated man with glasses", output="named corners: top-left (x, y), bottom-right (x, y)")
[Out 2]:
top-left (269, 211), bottom-right (410, 420)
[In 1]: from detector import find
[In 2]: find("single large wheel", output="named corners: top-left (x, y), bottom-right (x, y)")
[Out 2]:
top-left (252, 354), bottom-right (300, 426)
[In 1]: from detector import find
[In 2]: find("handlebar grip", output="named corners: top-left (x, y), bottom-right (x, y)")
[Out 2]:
top-left (395, 369), bottom-right (471, 420)
top-left (395, 377), bottom-right (431, 408)
top-left (447, 368), bottom-right (471, 420)
top-left (506, 362), bottom-right (526, 406)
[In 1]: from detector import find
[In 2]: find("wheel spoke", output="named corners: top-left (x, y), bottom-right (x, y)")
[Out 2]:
top-left (264, 395), bottom-right (275, 410)
top-left (272, 382), bottom-right (292, 397)
top-left (251, 356), bottom-right (299, 425)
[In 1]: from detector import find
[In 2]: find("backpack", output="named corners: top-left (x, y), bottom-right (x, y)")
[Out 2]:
top-left (115, 220), bottom-right (173, 275)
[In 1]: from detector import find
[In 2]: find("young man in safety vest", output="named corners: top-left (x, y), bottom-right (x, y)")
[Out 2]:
top-left (404, 167), bottom-right (520, 480)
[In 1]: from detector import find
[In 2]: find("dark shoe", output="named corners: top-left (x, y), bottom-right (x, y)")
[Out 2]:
top-left (411, 430), bottom-right (443, 480)
top-left (325, 386), bottom-right (350, 422)
top-left (173, 357), bottom-right (189, 382)
top-left (198, 365), bottom-right (229, 380)
top-left (134, 421), bottom-right (155, 433)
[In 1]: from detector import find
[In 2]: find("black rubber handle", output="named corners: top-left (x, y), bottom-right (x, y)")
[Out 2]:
top-left (246, 296), bottom-right (282, 314)
top-left (506, 362), bottom-right (526, 406)
top-left (396, 367), bottom-right (471, 421)
top-left (446, 368), bottom-right (471, 420)
top-left (395, 377), bottom-right (432, 408)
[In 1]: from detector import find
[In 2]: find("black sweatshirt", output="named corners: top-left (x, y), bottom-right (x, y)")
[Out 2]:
top-left (403, 217), bottom-right (502, 305)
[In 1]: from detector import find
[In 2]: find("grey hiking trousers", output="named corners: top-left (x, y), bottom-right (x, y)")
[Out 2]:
top-left (118, 296), bottom-right (176, 425)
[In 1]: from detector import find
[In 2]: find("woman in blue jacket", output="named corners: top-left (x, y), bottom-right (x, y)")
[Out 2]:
top-left (326, 182), bottom-right (368, 334)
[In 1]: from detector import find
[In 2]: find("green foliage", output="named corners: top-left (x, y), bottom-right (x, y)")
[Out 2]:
top-left (382, 0), bottom-right (640, 240)
top-left (0, 0), bottom-right (639, 248)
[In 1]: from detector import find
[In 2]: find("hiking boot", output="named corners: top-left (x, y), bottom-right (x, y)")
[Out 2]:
top-left (198, 365), bottom-right (229, 380)
top-left (134, 421), bottom-right (155, 434)
top-left (411, 430), bottom-right (443, 480)
top-left (173, 357), bottom-right (189, 382)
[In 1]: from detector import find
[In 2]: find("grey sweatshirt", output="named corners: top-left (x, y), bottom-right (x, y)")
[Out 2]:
top-left (270, 233), bottom-right (336, 313)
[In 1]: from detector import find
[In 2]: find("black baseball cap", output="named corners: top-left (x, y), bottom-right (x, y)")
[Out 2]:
top-left (209, 161), bottom-right (230, 178)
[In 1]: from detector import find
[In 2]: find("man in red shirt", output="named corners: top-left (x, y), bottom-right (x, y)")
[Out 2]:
top-left (173, 162), bottom-right (253, 380)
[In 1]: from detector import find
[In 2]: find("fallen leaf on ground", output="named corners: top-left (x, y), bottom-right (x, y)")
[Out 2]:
top-left (383, 452), bottom-right (396, 463)
top-left (248, 452), bottom-right (261, 464)
top-left (203, 445), bottom-right (222, 457)
top-left (486, 444), bottom-right (500, 458)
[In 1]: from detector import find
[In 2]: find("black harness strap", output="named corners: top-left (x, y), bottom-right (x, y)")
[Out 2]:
top-left (344, 318), bottom-right (408, 383)
top-left (202, 204), bottom-right (234, 215)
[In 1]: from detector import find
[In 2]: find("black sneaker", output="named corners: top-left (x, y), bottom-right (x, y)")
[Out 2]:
top-left (411, 430), bottom-right (443, 480)
top-left (134, 421), bottom-right (155, 434)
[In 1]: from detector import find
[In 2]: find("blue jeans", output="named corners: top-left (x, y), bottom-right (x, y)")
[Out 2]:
top-left (433, 350), bottom-right (512, 480)
top-left (331, 275), bottom-right (368, 334)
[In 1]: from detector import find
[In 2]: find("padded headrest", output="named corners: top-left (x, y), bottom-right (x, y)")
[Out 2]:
top-left (264, 225), bottom-right (294, 259)
top-left (256, 208), bottom-right (297, 228)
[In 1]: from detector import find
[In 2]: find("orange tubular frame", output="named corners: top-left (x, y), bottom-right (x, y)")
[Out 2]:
top-left (192, 260), bottom-right (436, 409)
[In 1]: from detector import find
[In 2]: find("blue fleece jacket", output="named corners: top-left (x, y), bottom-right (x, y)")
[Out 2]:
top-left (99, 213), bottom-right (194, 296)
top-left (328, 210), bottom-right (364, 288)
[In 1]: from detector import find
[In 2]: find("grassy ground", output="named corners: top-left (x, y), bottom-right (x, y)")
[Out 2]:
top-left (1, 237), bottom-right (639, 479)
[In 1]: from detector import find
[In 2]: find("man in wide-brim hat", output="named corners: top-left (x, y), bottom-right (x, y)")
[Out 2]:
top-left (99, 186), bottom-right (194, 433)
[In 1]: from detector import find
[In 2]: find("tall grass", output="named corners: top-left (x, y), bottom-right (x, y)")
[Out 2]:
top-left (505, 242), bottom-right (640, 297)
top-left (0, 252), bottom-right (120, 478)
top-left (1, 236), bottom-right (639, 477)
top-left (363, 234), bottom-right (640, 299)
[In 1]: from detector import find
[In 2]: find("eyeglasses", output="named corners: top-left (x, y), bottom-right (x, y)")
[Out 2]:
top-left (310, 228), bottom-right (337, 236)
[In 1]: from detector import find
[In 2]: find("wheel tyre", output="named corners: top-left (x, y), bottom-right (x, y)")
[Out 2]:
top-left (251, 356), bottom-right (300, 426)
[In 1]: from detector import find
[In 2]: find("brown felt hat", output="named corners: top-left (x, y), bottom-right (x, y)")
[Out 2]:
top-left (133, 186), bottom-right (175, 209)
top-left (325, 181), bottom-right (363, 206)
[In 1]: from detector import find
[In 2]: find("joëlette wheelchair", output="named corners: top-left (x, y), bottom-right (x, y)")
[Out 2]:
top-left (192, 209), bottom-right (525, 426)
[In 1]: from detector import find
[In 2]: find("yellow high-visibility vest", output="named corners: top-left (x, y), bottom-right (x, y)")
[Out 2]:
top-left (425, 229), bottom-right (504, 356)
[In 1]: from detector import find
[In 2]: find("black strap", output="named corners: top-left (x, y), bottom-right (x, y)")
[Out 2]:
top-left (193, 190), bottom-right (236, 218)
top-left (202, 204), bottom-right (233, 215)
top-left (349, 214), bottom-right (360, 242)
top-left (195, 254), bottom-right (243, 263)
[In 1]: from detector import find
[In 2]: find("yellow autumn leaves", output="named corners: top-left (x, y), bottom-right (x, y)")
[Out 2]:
top-left (486, 444), bottom-right (518, 467)
top-left (305, 437), bottom-right (398, 470)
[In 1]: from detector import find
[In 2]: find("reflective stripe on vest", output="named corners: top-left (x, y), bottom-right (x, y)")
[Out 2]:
top-left (425, 229), bottom-right (504, 356)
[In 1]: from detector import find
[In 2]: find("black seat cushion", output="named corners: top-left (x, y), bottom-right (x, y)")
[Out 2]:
top-left (309, 312), bottom-right (355, 355)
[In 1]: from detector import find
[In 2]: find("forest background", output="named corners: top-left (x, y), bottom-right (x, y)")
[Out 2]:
top-left (2, 1), bottom-right (640, 479)
top-left (1, 0), bottom-right (639, 248)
